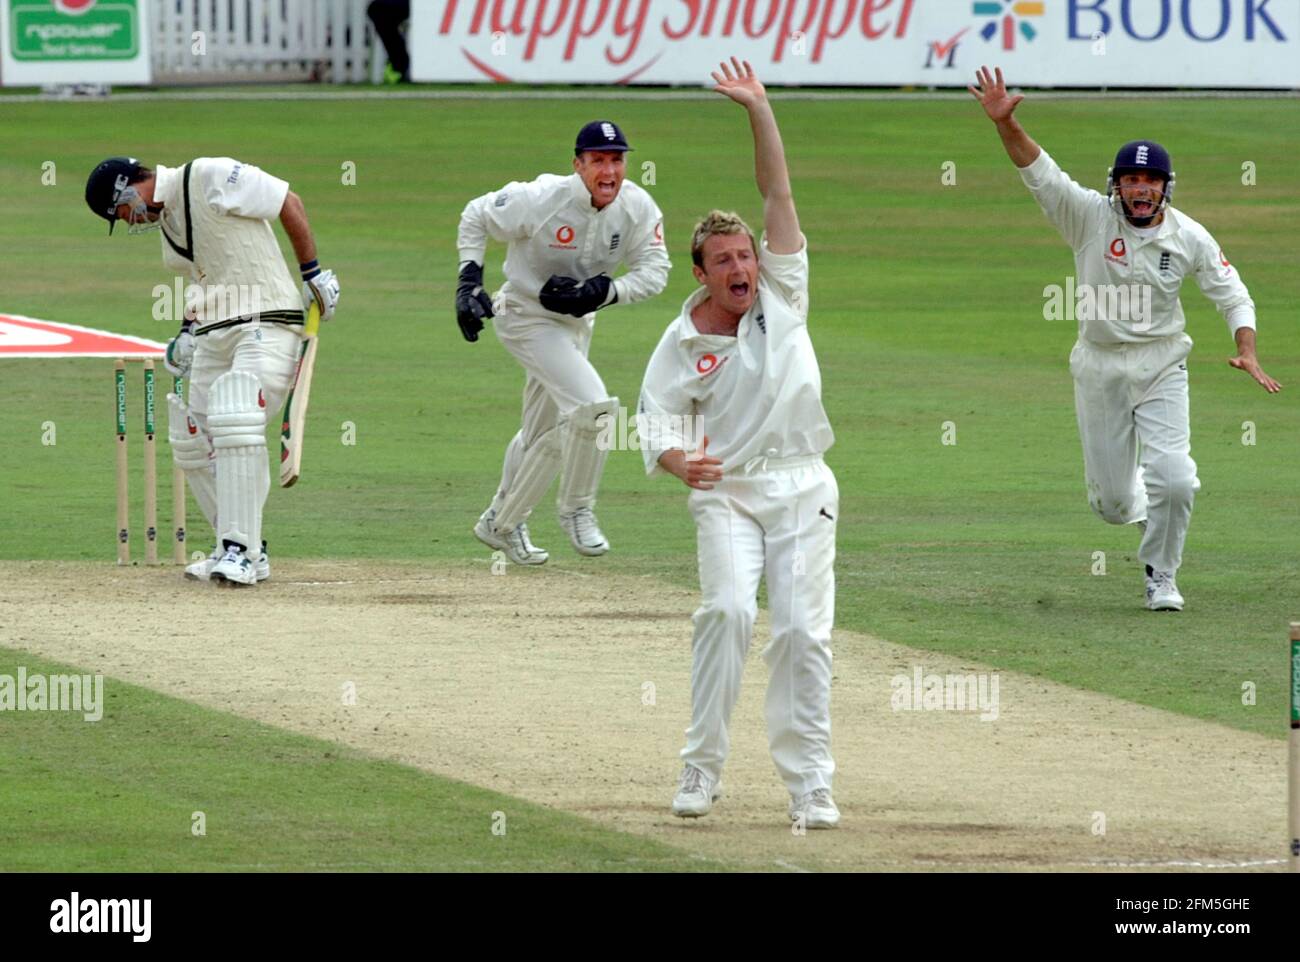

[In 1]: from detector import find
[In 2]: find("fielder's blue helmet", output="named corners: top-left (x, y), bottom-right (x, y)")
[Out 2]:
top-left (1111, 140), bottom-right (1173, 180)
top-left (1106, 140), bottom-right (1175, 224)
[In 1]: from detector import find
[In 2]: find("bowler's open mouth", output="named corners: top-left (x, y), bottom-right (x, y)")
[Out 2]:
top-left (1130, 198), bottom-right (1154, 215)
top-left (729, 282), bottom-right (749, 298)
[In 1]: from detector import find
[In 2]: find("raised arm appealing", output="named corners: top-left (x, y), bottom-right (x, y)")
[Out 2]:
top-left (711, 57), bottom-right (801, 255)
top-left (969, 65), bottom-right (1040, 168)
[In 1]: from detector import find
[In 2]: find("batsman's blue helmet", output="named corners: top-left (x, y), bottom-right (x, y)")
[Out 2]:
top-left (85, 156), bottom-right (146, 234)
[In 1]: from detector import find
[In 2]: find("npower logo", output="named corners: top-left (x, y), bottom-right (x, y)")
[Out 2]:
top-left (53, 0), bottom-right (98, 13)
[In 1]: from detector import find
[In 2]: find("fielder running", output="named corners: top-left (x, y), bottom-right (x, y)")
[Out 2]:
top-left (456, 121), bottom-right (670, 565)
top-left (970, 67), bottom-right (1280, 611)
top-left (85, 156), bottom-right (339, 585)
top-left (639, 60), bottom-right (840, 829)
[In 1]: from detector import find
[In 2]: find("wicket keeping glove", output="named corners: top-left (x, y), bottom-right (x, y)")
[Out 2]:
top-left (163, 321), bottom-right (196, 378)
top-left (456, 261), bottom-right (494, 342)
top-left (539, 273), bottom-right (617, 318)
top-left (300, 261), bottom-right (340, 320)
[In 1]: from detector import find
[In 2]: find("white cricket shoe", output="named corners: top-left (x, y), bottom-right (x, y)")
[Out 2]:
top-left (185, 546), bottom-right (222, 582)
top-left (187, 542), bottom-right (270, 582)
top-left (671, 765), bottom-right (722, 819)
top-left (559, 506), bottom-right (609, 557)
top-left (211, 544), bottom-right (257, 587)
top-left (1145, 566), bottom-right (1184, 611)
top-left (474, 508), bottom-right (548, 566)
top-left (789, 788), bottom-right (841, 829)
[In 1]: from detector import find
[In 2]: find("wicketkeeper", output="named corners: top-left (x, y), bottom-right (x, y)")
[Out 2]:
top-left (457, 120), bottom-right (670, 564)
top-left (85, 156), bottom-right (339, 586)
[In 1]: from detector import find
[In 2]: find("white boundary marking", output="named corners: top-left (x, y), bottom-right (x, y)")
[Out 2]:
top-left (0, 88), bottom-right (1296, 104)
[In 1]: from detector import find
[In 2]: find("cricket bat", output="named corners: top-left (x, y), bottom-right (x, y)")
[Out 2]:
top-left (279, 302), bottom-right (321, 488)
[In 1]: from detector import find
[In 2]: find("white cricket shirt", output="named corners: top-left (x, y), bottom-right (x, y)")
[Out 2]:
top-left (457, 173), bottom-right (670, 319)
top-left (1020, 150), bottom-right (1256, 346)
top-left (637, 233), bottom-right (834, 476)
top-left (154, 158), bottom-right (302, 331)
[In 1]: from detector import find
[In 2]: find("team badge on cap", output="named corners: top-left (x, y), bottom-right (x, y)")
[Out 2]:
top-left (575, 120), bottom-right (631, 155)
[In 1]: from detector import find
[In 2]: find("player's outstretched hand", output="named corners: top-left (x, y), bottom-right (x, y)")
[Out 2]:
top-left (711, 57), bottom-right (766, 109)
top-left (968, 65), bottom-right (1024, 122)
top-left (1228, 352), bottom-right (1282, 393)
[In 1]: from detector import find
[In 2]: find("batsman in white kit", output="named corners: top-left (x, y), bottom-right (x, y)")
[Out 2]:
top-left (456, 120), bottom-right (670, 564)
top-left (85, 156), bottom-right (339, 586)
top-left (970, 67), bottom-right (1281, 612)
top-left (639, 60), bottom-right (840, 828)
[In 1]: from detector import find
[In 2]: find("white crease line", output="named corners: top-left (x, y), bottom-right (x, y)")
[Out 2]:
top-left (773, 858), bottom-right (812, 873)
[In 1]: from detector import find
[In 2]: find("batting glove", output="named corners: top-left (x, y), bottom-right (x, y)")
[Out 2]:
top-left (456, 261), bottom-right (494, 342)
top-left (163, 322), bottom-right (196, 378)
top-left (300, 261), bottom-right (340, 320)
top-left (539, 273), bottom-right (616, 318)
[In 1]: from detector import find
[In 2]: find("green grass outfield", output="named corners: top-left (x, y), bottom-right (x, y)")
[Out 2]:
top-left (0, 649), bottom-right (718, 871)
top-left (1, 94), bottom-right (1296, 869)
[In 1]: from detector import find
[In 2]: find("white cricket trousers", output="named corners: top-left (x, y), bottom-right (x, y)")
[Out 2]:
top-left (1070, 333), bottom-right (1199, 573)
top-left (682, 456), bottom-right (838, 797)
top-left (184, 323), bottom-right (302, 533)
top-left (490, 312), bottom-right (609, 514)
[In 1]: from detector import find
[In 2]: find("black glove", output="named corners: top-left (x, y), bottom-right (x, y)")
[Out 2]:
top-left (539, 273), bottom-right (616, 318)
top-left (455, 261), bottom-right (494, 342)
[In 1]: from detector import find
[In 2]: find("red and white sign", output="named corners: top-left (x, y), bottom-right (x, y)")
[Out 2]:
top-left (0, 314), bottom-right (164, 359)
top-left (410, 0), bottom-right (1298, 88)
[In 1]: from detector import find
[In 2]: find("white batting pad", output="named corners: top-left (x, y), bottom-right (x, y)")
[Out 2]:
top-left (167, 392), bottom-right (218, 529)
top-left (207, 371), bottom-right (267, 559)
top-left (557, 396), bottom-right (619, 513)
top-left (494, 425), bottom-right (562, 534)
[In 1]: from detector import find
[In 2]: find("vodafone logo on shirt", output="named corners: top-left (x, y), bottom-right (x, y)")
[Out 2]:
top-left (550, 225), bottom-right (576, 249)
top-left (696, 353), bottom-right (729, 377)
top-left (1105, 237), bottom-right (1128, 265)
